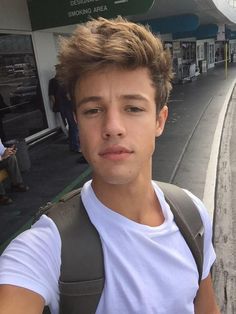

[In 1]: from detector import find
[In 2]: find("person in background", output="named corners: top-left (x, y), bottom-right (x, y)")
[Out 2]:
top-left (48, 66), bottom-right (80, 153)
top-left (0, 139), bottom-right (29, 205)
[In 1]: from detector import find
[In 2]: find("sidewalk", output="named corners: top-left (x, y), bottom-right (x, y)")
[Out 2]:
top-left (212, 84), bottom-right (236, 312)
top-left (0, 63), bottom-right (236, 254)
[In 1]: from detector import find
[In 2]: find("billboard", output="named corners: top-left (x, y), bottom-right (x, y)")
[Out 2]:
top-left (27, 0), bottom-right (155, 30)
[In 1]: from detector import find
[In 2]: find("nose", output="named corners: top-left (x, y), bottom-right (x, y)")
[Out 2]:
top-left (102, 109), bottom-right (126, 139)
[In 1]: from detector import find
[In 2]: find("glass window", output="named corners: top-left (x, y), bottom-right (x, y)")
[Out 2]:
top-left (0, 34), bottom-right (48, 142)
top-left (181, 42), bottom-right (196, 63)
top-left (197, 44), bottom-right (204, 60)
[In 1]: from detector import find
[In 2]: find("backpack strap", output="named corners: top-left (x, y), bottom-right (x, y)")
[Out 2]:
top-left (45, 188), bottom-right (104, 314)
top-left (157, 181), bottom-right (204, 284)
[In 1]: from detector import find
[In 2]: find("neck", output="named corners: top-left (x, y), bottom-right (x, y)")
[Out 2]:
top-left (92, 177), bottom-right (164, 227)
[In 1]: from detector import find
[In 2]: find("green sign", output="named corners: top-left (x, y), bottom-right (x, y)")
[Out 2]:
top-left (27, 0), bottom-right (155, 31)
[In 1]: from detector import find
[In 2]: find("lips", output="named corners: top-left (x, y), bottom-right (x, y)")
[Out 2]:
top-left (99, 146), bottom-right (133, 161)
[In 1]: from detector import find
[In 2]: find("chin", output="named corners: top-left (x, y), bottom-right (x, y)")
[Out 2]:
top-left (104, 178), bottom-right (130, 185)
top-left (96, 172), bottom-right (137, 186)
top-left (92, 169), bottom-right (126, 183)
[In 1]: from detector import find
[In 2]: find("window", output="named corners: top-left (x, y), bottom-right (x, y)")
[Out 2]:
top-left (0, 34), bottom-right (47, 142)
top-left (182, 42), bottom-right (196, 63)
top-left (197, 44), bottom-right (204, 60)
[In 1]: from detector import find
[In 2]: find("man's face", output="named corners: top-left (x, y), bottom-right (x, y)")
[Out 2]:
top-left (75, 67), bottom-right (168, 186)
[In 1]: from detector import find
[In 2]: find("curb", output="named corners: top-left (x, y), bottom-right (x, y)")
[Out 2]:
top-left (203, 79), bottom-right (236, 220)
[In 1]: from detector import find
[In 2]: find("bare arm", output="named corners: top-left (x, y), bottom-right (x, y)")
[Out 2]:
top-left (194, 274), bottom-right (221, 314)
top-left (0, 285), bottom-right (45, 314)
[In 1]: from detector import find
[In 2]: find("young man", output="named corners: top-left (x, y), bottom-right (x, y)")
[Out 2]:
top-left (0, 17), bottom-right (220, 313)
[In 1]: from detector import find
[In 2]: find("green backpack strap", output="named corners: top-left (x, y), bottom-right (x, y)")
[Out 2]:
top-left (45, 188), bottom-right (104, 314)
top-left (157, 181), bottom-right (204, 284)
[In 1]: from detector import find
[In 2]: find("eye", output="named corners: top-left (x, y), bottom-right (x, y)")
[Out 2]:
top-left (83, 107), bottom-right (103, 115)
top-left (126, 106), bottom-right (144, 113)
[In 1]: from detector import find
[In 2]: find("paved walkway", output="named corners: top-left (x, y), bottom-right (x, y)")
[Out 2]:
top-left (153, 63), bottom-right (236, 213)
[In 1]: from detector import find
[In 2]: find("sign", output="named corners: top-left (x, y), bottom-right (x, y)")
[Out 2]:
top-left (27, 0), bottom-right (155, 31)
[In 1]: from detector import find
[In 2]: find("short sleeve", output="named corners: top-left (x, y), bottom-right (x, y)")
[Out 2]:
top-left (0, 215), bottom-right (61, 310)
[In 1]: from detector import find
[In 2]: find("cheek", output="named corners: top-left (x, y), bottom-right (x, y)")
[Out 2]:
top-left (79, 128), bottom-right (97, 151)
top-left (145, 121), bottom-right (159, 139)
top-left (79, 130), bottom-right (88, 147)
top-left (135, 125), bottom-right (157, 150)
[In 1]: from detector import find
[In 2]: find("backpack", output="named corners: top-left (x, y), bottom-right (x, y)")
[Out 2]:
top-left (37, 181), bottom-right (204, 314)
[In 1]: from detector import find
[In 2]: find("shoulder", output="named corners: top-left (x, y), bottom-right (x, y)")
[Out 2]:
top-left (153, 181), bottom-right (212, 229)
top-left (177, 189), bottom-right (216, 279)
top-left (153, 182), bottom-right (216, 279)
top-left (0, 214), bottom-right (61, 268)
top-left (22, 214), bottom-right (61, 249)
top-left (182, 189), bottom-right (213, 230)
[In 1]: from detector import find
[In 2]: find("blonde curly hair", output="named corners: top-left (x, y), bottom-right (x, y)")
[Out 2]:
top-left (58, 16), bottom-right (173, 112)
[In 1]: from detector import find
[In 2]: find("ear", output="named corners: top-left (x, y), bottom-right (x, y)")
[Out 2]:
top-left (155, 105), bottom-right (168, 137)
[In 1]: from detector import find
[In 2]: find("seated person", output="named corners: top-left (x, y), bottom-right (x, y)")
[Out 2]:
top-left (0, 139), bottom-right (29, 205)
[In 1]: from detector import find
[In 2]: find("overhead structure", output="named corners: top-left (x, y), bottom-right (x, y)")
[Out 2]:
top-left (132, 0), bottom-right (236, 34)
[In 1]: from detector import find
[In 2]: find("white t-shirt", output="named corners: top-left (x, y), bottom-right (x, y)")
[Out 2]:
top-left (0, 180), bottom-right (216, 314)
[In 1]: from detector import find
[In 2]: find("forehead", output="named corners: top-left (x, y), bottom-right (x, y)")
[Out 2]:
top-left (74, 67), bottom-right (155, 101)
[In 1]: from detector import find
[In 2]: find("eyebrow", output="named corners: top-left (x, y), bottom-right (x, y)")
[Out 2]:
top-left (76, 94), bottom-right (149, 107)
top-left (77, 96), bottom-right (101, 107)
top-left (121, 94), bottom-right (149, 102)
